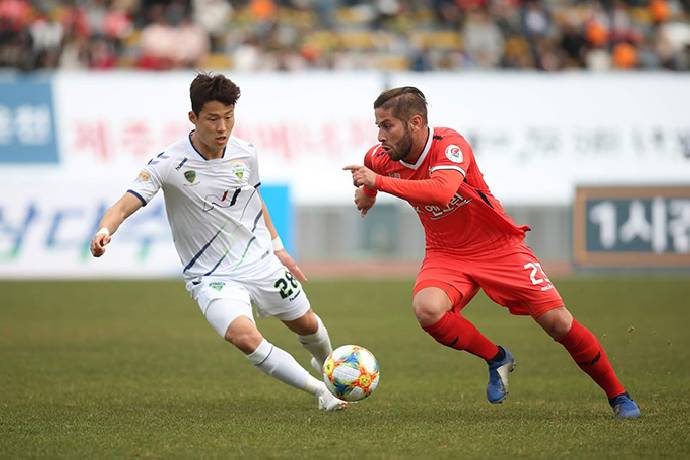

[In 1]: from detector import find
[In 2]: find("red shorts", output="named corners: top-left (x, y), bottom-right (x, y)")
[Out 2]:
top-left (413, 242), bottom-right (564, 318)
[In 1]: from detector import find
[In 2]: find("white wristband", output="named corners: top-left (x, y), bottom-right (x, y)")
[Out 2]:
top-left (272, 236), bottom-right (284, 251)
top-left (96, 227), bottom-right (110, 237)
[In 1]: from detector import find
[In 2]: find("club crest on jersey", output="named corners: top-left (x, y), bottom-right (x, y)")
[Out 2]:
top-left (184, 170), bottom-right (197, 183)
top-left (230, 162), bottom-right (246, 181)
top-left (445, 145), bottom-right (463, 163)
top-left (137, 170), bottom-right (151, 182)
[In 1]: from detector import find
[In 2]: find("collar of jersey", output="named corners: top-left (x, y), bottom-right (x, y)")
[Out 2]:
top-left (188, 130), bottom-right (227, 161)
top-left (399, 126), bottom-right (433, 170)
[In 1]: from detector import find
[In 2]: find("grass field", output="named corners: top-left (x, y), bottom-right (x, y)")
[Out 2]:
top-left (2, 277), bottom-right (689, 458)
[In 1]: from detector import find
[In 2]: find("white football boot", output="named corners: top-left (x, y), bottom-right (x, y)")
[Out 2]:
top-left (316, 383), bottom-right (348, 411)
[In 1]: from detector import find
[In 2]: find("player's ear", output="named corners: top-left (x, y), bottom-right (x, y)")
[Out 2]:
top-left (188, 111), bottom-right (197, 125)
top-left (408, 114), bottom-right (424, 132)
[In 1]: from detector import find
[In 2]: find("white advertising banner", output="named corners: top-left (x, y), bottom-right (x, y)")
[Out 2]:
top-left (48, 72), bottom-right (690, 206)
top-left (52, 71), bottom-right (382, 205)
top-left (1, 180), bottom-right (179, 279)
top-left (390, 73), bottom-right (690, 205)
top-left (3, 72), bottom-right (689, 208)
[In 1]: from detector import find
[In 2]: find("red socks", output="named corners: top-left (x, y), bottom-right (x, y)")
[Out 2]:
top-left (424, 312), bottom-right (626, 400)
top-left (422, 311), bottom-right (499, 361)
top-left (557, 319), bottom-right (626, 399)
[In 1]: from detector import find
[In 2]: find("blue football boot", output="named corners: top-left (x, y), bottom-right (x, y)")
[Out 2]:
top-left (487, 347), bottom-right (515, 404)
top-left (609, 392), bottom-right (641, 419)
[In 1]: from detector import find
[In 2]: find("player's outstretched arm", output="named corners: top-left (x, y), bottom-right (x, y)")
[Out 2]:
top-left (258, 190), bottom-right (307, 282)
top-left (90, 192), bottom-right (144, 257)
top-left (346, 164), bottom-right (463, 207)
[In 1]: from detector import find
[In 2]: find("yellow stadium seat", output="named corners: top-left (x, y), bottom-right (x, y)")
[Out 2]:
top-left (198, 53), bottom-right (233, 70)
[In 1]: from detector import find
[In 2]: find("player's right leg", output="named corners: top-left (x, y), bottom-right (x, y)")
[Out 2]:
top-left (413, 280), bottom-right (512, 404)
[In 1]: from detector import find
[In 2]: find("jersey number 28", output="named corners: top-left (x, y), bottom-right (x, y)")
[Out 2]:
top-left (274, 270), bottom-right (300, 299)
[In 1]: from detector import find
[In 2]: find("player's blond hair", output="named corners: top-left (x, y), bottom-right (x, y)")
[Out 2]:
top-left (374, 87), bottom-right (428, 124)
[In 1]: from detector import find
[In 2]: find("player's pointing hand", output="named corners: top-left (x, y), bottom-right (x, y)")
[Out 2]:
top-left (343, 164), bottom-right (377, 188)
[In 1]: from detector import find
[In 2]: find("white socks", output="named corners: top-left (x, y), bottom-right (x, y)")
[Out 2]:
top-left (247, 339), bottom-right (322, 394)
top-left (244, 314), bottom-right (333, 397)
top-left (297, 314), bottom-right (332, 366)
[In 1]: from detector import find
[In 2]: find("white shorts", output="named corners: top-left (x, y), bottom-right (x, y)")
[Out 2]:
top-left (185, 255), bottom-right (311, 337)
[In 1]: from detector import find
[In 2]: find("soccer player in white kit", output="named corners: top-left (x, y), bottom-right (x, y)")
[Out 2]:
top-left (90, 73), bottom-right (347, 411)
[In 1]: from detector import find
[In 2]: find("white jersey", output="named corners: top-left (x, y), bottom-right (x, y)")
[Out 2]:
top-left (128, 132), bottom-right (273, 280)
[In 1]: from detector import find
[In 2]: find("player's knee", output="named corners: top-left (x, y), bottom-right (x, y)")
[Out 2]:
top-left (412, 298), bottom-right (446, 327)
top-left (226, 329), bottom-right (263, 353)
top-left (536, 307), bottom-right (573, 339)
top-left (224, 319), bottom-right (263, 353)
top-left (413, 288), bottom-right (452, 326)
top-left (282, 309), bottom-right (318, 336)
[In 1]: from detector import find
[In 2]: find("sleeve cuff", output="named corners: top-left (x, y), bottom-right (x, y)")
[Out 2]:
top-left (363, 184), bottom-right (378, 197)
top-left (126, 189), bottom-right (147, 207)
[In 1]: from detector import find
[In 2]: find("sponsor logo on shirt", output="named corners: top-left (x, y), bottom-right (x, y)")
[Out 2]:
top-left (415, 192), bottom-right (471, 220)
top-left (137, 170), bottom-right (151, 182)
top-left (203, 187), bottom-right (242, 211)
top-left (209, 281), bottom-right (225, 291)
top-left (445, 144), bottom-right (463, 163)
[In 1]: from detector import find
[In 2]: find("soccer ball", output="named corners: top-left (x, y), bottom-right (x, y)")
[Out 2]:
top-left (322, 345), bottom-right (380, 402)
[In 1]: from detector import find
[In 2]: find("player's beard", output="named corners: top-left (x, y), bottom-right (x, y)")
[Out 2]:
top-left (387, 128), bottom-right (413, 161)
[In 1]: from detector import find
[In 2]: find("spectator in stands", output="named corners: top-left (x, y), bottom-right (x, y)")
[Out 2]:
top-left (173, 14), bottom-right (209, 67)
top-left (193, 0), bottom-right (232, 51)
top-left (1, 0), bottom-right (689, 72)
top-left (138, 3), bottom-right (176, 69)
top-left (463, 7), bottom-right (504, 68)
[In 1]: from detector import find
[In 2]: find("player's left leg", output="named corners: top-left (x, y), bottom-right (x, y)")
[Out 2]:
top-left (224, 314), bottom-right (346, 412)
top-left (188, 275), bottom-right (346, 412)
top-left (476, 243), bottom-right (639, 416)
top-left (534, 307), bottom-right (641, 419)
top-left (282, 309), bottom-right (333, 374)
top-left (477, 241), bottom-right (640, 418)
top-left (249, 259), bottom-right (336, 376)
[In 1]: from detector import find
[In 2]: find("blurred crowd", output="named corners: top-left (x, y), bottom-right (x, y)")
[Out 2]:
top-left (1, 0), bottom-right (689, 72)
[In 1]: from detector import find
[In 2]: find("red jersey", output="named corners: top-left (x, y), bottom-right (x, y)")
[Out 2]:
top-left (364, 126), bottom-right (529, 257)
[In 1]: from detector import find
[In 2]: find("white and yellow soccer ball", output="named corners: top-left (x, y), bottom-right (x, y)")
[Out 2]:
top-left (322, 345), bottom-right (380, 402)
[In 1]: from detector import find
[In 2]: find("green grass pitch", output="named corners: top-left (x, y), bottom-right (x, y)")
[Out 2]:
top-left (2, 277), bottom-right (689, 458)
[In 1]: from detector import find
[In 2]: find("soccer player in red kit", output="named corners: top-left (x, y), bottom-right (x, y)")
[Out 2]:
top-left (344, 86), bottom-right (640, 419)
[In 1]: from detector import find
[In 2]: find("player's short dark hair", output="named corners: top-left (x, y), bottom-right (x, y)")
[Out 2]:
top-left (374, 86), bottom-right (428, 124)
top-left (190, 73), bottom-right (241, 116)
